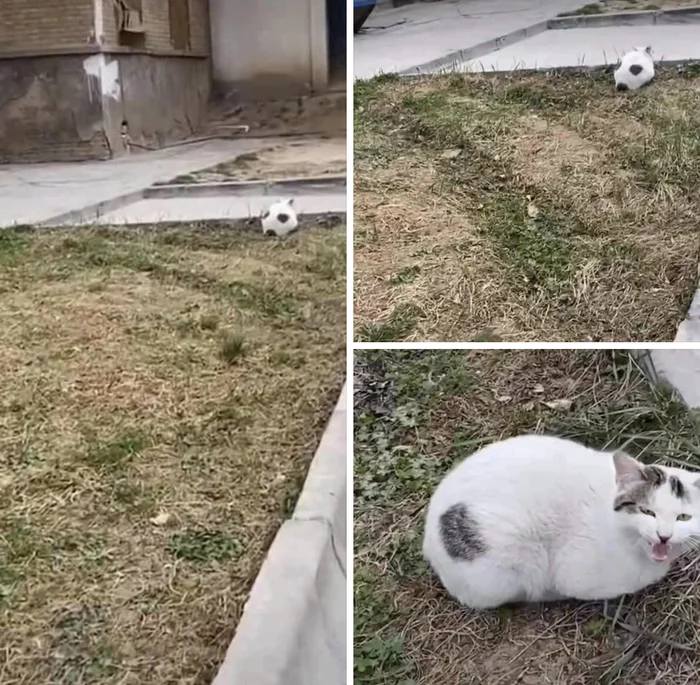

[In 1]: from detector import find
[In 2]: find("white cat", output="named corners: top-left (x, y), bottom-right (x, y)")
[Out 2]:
top-left (423, 435), bottom-right (700, 610)
top-left (614, 46), bottom-right (654, 92)
top-left (261, 198), bottom-right (298, 237)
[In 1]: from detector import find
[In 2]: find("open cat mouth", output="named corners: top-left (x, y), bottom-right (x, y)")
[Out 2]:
top-left (650, 541), bottom-right (670, 562)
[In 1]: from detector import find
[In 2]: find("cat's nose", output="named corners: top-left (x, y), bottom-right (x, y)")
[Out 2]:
top-left (658, 534), bottom-right (670, 544)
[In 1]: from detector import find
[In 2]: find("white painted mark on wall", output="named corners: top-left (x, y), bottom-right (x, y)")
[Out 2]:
top-left (83, 55), bottom-right (122, 102)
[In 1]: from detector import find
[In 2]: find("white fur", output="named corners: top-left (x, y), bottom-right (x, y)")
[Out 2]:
top-left (261, 198), bottom-right (298, 237)
top-left (614, 46), bottom-right (654, 92)
top-left (423, 435), bottom-right (700, 610)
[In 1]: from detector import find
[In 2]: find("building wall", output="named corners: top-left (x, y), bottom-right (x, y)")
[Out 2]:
top-left (0, 0), bottom-right (212, 163)
top-left (0, 56), bottom-right (110, 163)
top-left (209, 0), bottom-right (328, 96)
top-left (0, 0), bottom-right (95, 54)
top-left (97, 0), bottom-right (210, 55)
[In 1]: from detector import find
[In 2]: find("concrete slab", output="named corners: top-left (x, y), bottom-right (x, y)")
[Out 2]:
top-left (354, 0), bottom-right (591, 78)
top-left (459, 25), bottom-right (700, 72)
top-left (635, 350), bottom-right (700, 408)
top-left (84, 193), bottom-right (346, 225)
top-left (212, 384), bottom-right (347, 685)
top-left (0, 137), bottom-right (291, 228)
top-left (675, 287), bottom-right (700, 343)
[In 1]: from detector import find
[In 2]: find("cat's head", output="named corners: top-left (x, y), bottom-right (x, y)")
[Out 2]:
top-left (613, 452), bottom-right (700, 563)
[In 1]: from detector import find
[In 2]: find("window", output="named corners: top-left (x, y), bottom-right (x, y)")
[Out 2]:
top-left (168, 0), bottom-right (191, 51)
top-left (116, 0), bottom-right (145, 49)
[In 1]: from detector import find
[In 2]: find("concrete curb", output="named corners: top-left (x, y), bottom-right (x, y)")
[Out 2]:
top-left (550, 6), bottom-right (700, 30)
top-left (212, 383), bottom-right (347, 685)
top-left (398, 6), bottom-right (700, 76)
top-left (633, 350), bottom-right (700, 409)
top-left (146, 175), bottom-right (347, 199)
top-left (399, 20), bottom-right (550, 76)
top-left (40, 175), bottom-right (348, 227)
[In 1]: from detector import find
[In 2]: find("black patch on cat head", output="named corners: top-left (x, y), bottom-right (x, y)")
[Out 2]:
top-left (262, 211), bottom-right (270, 220)
top-left (614, 464), bottom-right (667, 511)
top-left (669, 475), bottom-right (687, 500)
top-left (616, 83), bottom-right (629, 92)
top-left (277, 213), bottom-right (290, 224)
top-left (439, 503), bottom-right (486, 561)
top-left (264, 229), bottom-right (276, 237)
top-left (629, 64), bottom-right (643, 76)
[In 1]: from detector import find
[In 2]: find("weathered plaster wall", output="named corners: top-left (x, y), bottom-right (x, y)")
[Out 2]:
top-left (106, 54), bottom-right (210, 149)
top-left (0, 56), bottom-right (110, 163)
top-left (209, 0), bottom-right (328, 95)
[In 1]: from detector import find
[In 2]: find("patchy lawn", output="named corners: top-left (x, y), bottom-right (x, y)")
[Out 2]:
top-left (354, 350), bottom-right (700, 685)
top-left (354, 68), bottom-right (700, 342)
top-left (560, 0), bottom-right (697, 16)
top-left (160, 138), bottom-right (346, 185)
top-left (0, 222), bottom-right (345, 685)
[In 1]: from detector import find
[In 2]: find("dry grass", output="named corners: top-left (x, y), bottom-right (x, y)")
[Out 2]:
top-left (353, 69), bottom-right (700, 342)
top-left (560, 0), bottom-right (697, 16)
top-left (354, 350), bottom-right (700, 685)
top-left (0, 222), bottom-right (345, 685)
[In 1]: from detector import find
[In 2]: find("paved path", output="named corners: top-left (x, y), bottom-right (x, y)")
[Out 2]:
top-left (0, 138), bottom-right (281, 228)
top-left (354, 0), bottom-right (590, 78)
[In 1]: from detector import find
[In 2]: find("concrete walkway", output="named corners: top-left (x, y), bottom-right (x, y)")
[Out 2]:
top-left (461, 24), bottom-right (700, 71)
top-left (354, 0), bottom-right (591, 78)
top-left (0, 138), bottom-right (283, 228)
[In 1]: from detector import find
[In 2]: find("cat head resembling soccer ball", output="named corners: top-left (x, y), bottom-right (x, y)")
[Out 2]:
top-left (613, 451), bottom-right (700, 564)
top-left (261, 198), bottom-right (299, 237)
top-left (614, 46), bottom-right (654, 92)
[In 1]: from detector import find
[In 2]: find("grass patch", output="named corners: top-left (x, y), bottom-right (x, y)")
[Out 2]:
top-left (354, 349), bottom-right (700, 684)
top-left (354, 68), bottom-right (700, 341)
top-left (0, 222), bottom-right (345, 684)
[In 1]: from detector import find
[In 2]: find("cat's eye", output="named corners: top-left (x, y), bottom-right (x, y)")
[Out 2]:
top-left (677, 513), bottom-right (692, 522)
top-left (639, 506), bottom-right (656, 517)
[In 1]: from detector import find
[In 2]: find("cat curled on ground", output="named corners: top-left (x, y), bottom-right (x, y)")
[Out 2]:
top-left (423, 435), bottom-right (700, 610)
top-left (261, 198), bottom-right (299, 237)
top-left (614, 46), bottom-right (655, 91)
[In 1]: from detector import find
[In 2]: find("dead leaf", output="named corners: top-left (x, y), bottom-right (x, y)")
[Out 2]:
top-left (533, 383), bottom-right (545, 394)
top-left (150, 512), bottom-right (171, 527)
top-left (495, 394), bottom-right (512, 403)
top-left (543, 398), bottom-right (573, 411)
top-left (526, 195), bottom-right (539, 219)
top-left (523, 401), bottom-right (535, 411)
top-left (441, 148), bottom-right (462, 159)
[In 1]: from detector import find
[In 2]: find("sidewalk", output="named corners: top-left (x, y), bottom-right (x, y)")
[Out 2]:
top-left (0, 138), bottom-right (276, 228)
top-left (354, 0), bottom-right (591, 78)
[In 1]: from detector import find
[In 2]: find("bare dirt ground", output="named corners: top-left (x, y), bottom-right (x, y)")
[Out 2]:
top-left (0, 223), bottom-right (345, 685)
top-left (354, 69), bottom-right (700, 342)
top-left (163, 138), bottom-right (346, 185)
top-left (354, 350), bottom-right (700, 685)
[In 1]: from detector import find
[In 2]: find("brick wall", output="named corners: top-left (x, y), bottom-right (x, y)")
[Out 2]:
top-left (99, 0), bottom-right (209, 54)
top-left (0, 0), bottom-right (95, 54)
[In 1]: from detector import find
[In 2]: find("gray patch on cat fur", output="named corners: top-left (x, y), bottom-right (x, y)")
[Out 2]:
top-left (440, 503), bottom-right (487, 560)
top-left (277, 213), bottom-right (290, 224)
top-left (670, 475), bottom-right (687, 500)
top-left (613, 464), bottom-right (667, 511)
top-left (629, 64), bottom-right (643, 76)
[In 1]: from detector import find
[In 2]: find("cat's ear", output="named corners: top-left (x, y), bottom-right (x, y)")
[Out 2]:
top-left (645, 46), bottom-right (652, 55)
top-left (613, 451), bottom-right (644, 486)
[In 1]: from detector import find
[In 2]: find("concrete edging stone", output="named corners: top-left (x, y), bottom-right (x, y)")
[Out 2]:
top-left (211, 383), bottom-right (347, 685)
